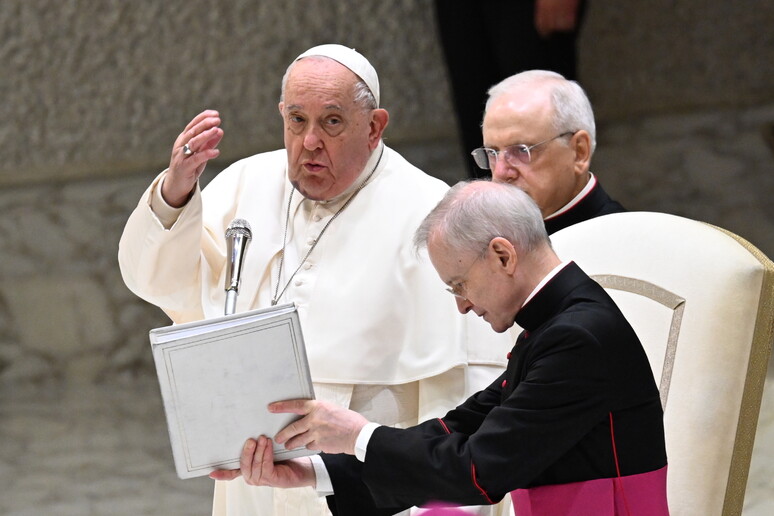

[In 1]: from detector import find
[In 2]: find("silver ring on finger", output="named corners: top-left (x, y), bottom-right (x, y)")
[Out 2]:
top-left (182, 143), bottom-right (193, 156)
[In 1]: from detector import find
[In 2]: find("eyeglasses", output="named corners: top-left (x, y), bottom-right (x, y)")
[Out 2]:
top-left (445, 253), bottom-right (484, 300)
top-left (471, 132), bottom-right (575, 170)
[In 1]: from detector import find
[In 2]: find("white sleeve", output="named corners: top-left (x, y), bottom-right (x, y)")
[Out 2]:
top-left (355, 422), bottom-right (381, 461)
top-left (312, 422), bottom-right (381, 496)
top-left (310, 454), bottom-right (334, 496)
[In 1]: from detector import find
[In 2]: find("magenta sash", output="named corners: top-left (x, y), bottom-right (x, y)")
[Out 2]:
top-left (511, 465), bottom-right (669, 516)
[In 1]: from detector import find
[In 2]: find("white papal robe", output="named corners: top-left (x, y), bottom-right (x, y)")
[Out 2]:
top-left (118, 142), bottom-right (513, 515)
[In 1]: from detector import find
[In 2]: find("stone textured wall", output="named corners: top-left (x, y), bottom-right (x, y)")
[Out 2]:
top-left (1, 0), bottom-right (773, 385)
top-left (5, 1), bottom-right (773, 186)
top-left (0, 175), bottom-right (165, 383)
top-left (1, 0), bottom-right (452, 187)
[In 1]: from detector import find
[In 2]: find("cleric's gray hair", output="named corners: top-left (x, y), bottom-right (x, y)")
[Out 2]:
top-left (279, 56), bottom-right (377, 110)
top-left (414, 180), bottom-right (548, 257)
top-left (485, 70), bottom-right (597, 155)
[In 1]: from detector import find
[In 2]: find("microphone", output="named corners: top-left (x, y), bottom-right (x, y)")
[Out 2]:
top-left (224, 218), bottom-right (252, 315)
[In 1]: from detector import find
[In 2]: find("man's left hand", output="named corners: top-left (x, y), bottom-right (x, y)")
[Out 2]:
top-left (271, 399), bottom-right (369, 455)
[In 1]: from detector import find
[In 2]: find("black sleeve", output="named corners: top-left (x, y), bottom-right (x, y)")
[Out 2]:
top-left (326, 322), bottom-right (651, 510)
top-left (358, 326), bottom-right (617, 508)
top-left (322, 453), bottom-right (408, 516)
top-left (440, 371), bottom-right (506, 433)
top-left (322, 374), bottom-right (507, 515)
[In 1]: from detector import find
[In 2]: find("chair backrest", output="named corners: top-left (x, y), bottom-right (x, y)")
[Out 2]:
top-left (550, 211), bottom-right (774, 516)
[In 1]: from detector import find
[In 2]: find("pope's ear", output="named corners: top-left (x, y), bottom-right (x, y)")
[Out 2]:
top-left (368, 109), bottom-right (389, 149)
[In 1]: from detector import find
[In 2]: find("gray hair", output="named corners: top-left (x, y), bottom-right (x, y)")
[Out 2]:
top-left (485, 70), bottom-right (597, 154)
top-left (279, 56), bottom-right (377, 110)
top-left (414, 180), bottom-right (549, 257)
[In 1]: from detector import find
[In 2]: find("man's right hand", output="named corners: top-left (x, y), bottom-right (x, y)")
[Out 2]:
top-left (162, 109), bottom-right (224, 208)
top-left (534, 0), bottom-right (582, 38)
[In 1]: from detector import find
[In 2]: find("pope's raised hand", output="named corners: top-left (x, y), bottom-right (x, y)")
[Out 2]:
top-left (162, 109), bottom-right (224, 207)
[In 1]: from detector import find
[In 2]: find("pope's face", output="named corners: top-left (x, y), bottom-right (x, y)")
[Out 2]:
top-left (279, 58), bottom-right (380, 201)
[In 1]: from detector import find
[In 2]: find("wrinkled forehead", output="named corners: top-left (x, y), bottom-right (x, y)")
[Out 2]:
top-left (488, 85), bottom-right (554, 122)
top-left (484, 89), bottom-right (555, 144)
top-left (426, 236), bottom-right (458, 280)
top-left (284, 58), bottom-right (360, 105)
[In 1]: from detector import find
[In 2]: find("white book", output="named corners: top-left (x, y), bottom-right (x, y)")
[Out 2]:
top-left (149, 302), bottom-right (317, 479)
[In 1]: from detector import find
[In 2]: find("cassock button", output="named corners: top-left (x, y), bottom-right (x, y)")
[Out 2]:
top-left (506, 352), bottom-right (512, 360)
top-left (501, 379), bottom-right (507, 388)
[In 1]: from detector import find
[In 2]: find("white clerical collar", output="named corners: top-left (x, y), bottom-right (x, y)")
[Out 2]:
top-left (522, 261), bottom-right (572, 308)
top-left (544, 173), bottom-right (596, 221)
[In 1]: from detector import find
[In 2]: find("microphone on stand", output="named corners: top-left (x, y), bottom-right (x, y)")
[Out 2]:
top-left (224, 218), bottom-right (252, 315)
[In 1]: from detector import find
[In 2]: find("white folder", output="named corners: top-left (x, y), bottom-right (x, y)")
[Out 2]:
top-left (149, 302), bottom-right (317, 479)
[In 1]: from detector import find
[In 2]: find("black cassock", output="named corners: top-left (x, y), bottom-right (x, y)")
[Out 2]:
top-left (322, 262), bottom-right (667, 515)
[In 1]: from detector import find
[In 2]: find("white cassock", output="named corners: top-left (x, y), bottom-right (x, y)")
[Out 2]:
top-left (119, 142), bottom-right (514, 515)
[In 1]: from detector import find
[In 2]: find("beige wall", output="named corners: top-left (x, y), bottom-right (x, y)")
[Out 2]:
top-left (1, 0), bottom-right (773, 384)
top-left (4, 1), bottom-right (773, 187)
top-left (2, 0), bottom-right (454, 186)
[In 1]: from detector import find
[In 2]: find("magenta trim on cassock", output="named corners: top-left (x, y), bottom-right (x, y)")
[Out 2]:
top-left (511, 465), bottom-right (669, 516)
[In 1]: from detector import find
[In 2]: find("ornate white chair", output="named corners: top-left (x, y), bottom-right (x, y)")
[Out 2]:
top-left (550, 211), bottom-right (774, 516)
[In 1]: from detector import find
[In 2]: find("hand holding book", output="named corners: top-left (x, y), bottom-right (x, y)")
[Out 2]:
top-left (150, 303), bottom-right (317, 479)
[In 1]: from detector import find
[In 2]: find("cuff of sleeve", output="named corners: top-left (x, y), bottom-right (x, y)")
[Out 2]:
top-left (355, 422), bottom-right (381, 462)
top-left (151, 173), bottom-right (186, 229)
top-left (310, 454), bottom-right (333, 496)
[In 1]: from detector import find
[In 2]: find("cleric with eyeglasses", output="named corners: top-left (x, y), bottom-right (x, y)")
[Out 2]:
top-left (477, 70), bottom-right (625, 235)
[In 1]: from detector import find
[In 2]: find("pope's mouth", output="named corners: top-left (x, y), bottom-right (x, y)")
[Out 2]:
top-left (303, 162), bottom-right (327, 173)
